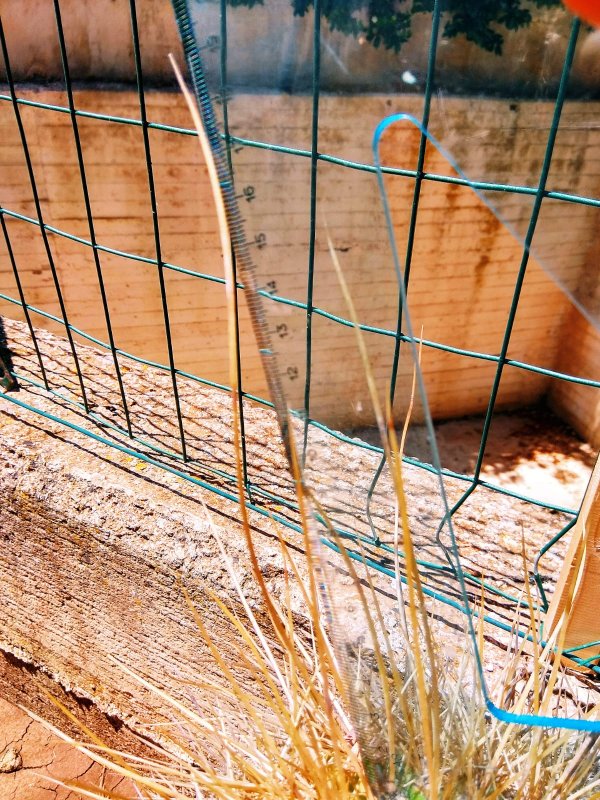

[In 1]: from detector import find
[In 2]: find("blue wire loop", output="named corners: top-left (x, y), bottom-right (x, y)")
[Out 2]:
top-left (373, 109), bottom-right (600, 732)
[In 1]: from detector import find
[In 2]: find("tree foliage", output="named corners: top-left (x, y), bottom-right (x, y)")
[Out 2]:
top-left (229, 0), bottom-right (562, 55)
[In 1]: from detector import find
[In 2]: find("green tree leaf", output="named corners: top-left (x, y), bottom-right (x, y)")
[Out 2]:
top-left (229, 0), bottom-right (562, 55)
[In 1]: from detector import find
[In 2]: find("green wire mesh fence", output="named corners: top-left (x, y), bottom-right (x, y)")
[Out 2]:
top-left (1, 0), bottom-right (600, 720)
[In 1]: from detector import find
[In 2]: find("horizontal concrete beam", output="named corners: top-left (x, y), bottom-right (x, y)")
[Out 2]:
top-left (0, 318), bottom-right (579, 746)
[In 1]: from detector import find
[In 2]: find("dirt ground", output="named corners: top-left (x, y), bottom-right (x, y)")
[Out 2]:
top-left (405, 406), bottom-right (596, 510)
top-left (353, 404), bottom-right (596, 511)
top-left (0, 696), bottom-right (133, 800)
top-left (0, 404), bottom-right (596, 799)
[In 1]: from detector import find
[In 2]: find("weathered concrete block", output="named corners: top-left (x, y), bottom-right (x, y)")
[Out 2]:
top-left (0, 318), bottom-right (577, 746)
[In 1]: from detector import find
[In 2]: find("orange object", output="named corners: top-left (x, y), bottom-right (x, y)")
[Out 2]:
top-left (563, 0), bottom-right (600, 26)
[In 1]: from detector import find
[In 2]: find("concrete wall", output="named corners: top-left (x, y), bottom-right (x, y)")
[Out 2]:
top-left (551, 311), bottom-right (600, 446)
top-left (1, 87), bottom-right (599, 439)
top-left (2, 0), bottom-right (600, 95)
top-left (549, 241), bottom-right (600, 446)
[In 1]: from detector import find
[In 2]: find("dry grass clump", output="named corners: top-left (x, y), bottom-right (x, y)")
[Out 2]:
top-left (36, 484), bottom-right (600, 800)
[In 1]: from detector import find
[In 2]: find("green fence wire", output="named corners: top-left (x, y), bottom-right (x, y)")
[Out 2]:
top-left (0, 0), bottom-right (599, 688)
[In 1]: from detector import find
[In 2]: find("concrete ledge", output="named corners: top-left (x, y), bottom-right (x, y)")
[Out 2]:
top-left (0, 318), bottom-right (578, 746)
top-left (0, 319), bottom-right (306, 749)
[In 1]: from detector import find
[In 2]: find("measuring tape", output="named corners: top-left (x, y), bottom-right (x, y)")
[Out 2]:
top-left (170, 0), bottom-right (296, 464)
